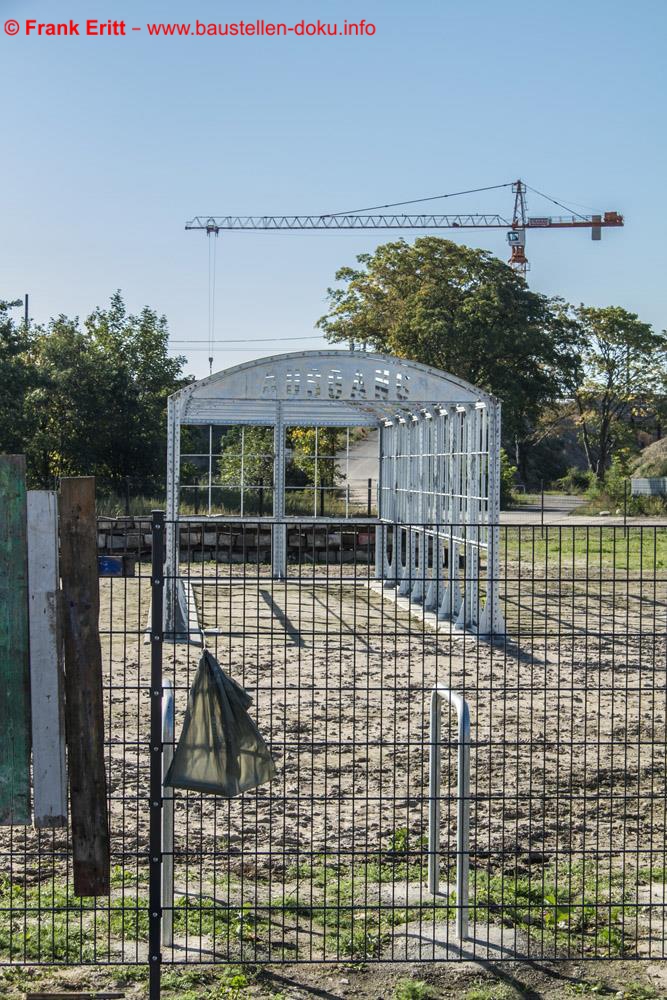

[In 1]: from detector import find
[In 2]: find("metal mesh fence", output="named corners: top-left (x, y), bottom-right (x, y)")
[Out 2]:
top-left (1, 519), bottom-right (666, 984)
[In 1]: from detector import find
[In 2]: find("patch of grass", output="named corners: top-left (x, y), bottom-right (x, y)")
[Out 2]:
top-left (161, 967), bottom-right (216, 991)
top-left (0, 966), bottom-right (46, 997)
top-left (616, 985), bottom-right (660, 1000)
top-left (161, 967), bottom-right (252, 1000)
top-left (501, 525), bottom-right (667, 572)
top-left (393, 978), bottom-right (436, 1000)
top-left (108, 964), bottom-right (150, 985)
top-left (565, 980), bottom-right (613, 995)
top-left (0, 876), bottom-right (99, 962)
top-left (469, 863), bottom-right (637, 956)
top-left (209, 968), bottom-right (252, 999)
top-left (464, 981), bottom-right (517, 1000)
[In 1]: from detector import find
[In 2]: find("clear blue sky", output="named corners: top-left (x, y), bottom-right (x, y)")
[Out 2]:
top-left (2, 0), bottom-right (665, 379)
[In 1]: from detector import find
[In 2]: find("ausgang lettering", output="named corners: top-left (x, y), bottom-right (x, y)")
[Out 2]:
top-left (260, 367), bottom-right (410, 401)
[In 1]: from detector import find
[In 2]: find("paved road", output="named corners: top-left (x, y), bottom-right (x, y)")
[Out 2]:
top-left (501, 493), bottom-right (585, 524)
top-left (501, 493), bottom-right (667, 526)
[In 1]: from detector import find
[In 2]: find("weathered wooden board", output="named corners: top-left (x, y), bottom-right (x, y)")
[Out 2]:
top-left (59, 477), bottom-right (110, 896)
top-left (26, 993), bottom-right (125, 999)
top-left (28, 490), bottom-right (67, 828)
top-left (0, 455), bottom-right (31, 825)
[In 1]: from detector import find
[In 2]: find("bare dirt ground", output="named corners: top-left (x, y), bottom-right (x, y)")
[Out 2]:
top-left (2, 541), bottom-right (666, 994)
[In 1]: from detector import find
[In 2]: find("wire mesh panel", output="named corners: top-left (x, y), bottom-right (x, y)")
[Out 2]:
top-left (160, 520), bottom-right (667, 965)
top-left (1, 519), bottom-right (666, 980)
top-left (0, 516), bottom-right (153, 968)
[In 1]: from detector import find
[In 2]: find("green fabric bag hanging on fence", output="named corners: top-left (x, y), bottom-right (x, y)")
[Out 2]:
top-left (164, 650), bottom-right (276, 797)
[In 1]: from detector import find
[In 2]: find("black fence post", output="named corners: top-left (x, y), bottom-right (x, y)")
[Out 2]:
top-left (367, 477), bottom-right (372, 518)
top-left (624, 479), bottom-right (628, 536)
top-left (540, 479), bottom-right (545, 538)
top-left (149, 510), bottom-right (164, 1000)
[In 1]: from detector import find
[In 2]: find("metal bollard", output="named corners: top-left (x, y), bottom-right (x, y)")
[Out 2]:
top-left (428, 686), bottom-right (470, 942)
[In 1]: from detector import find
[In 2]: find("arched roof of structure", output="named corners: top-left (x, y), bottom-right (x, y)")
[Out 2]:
top-left (171, 349), bottom-right (497, 427)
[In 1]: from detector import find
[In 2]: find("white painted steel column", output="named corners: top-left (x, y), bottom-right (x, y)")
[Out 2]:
top-left (424, 414), bottom-right (440, 611)
top-left (374, 424), bottom-right (385, 580)
top-left (384, 420), bottom-right (401, 583)
top-left (479, 401), bottom-right (506, 636)
top-left (456, 405), bottom-right (479, 631)
top-left (439, 408), bottom-right (462, 621)
top-left (398, 421), bottom-right (416, 597)
top-left (411, 417), bottom-right (426, 604)
top-left (272, 402), bottom-right (287, 579)
top-left (27, 491), bottom-right (67, 828)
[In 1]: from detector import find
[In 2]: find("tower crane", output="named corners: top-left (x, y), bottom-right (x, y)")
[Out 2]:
top-left (186, 179), bottom-right (624, 276)
top-left (186, 179), bottom-right (624, 371)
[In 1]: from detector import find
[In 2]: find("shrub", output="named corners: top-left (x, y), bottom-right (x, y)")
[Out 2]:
top-left (556, 466), bottom-right (594, 495)
top-left (500, 449), bottom-right (517, 509)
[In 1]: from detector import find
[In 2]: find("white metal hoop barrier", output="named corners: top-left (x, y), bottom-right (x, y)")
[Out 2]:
top-left (428, 686), bottom-right (471, 943)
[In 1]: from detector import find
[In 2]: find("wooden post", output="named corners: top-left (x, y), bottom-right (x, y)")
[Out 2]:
top-left (28, 491), bottom-right (67, 828)
top-left (60, 477), bottom-right (110, 896)
top-left (0, 455), bottom-right (31, 825)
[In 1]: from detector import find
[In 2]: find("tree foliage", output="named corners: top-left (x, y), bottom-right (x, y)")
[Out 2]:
top-left (316, 237), bottom-right (581, 452)
top-left (0, 302), bottom-right (42, 455)
top-left (0, 292), bottom-right (188, 496)
top-left (568, 305), bottom-right (666, 480)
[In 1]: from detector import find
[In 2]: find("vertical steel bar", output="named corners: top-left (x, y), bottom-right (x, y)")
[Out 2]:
top-left (240, 426), bottom-right (245, 518)
top-left (161, 678), bottom-right (174, 948)
top-left (149, 510), bottom-right (165, 1000)
top-left (208, 425), bottom-right (213, 516)
top-left (428, 687), bottom-right (470, 942)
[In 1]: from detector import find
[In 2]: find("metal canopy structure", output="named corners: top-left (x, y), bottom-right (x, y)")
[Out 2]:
top-left (165, 349), bottom-right (504, 636)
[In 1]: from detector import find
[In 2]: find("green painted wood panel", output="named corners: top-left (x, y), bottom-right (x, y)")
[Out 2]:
top-left (0, 455), bottom-right (31, 824)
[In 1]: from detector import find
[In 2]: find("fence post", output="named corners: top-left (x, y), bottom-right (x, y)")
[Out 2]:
top-left (60, 477), bottom-right (110, 894)
top-left (149, 510), bottom-right (165, 1000)
top-left (161, 678), bottom-right (175, 948)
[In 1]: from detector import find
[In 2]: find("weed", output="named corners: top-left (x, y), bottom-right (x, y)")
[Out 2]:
top-left (469, 864), bottom-right (634, 956)
top-left (393, 978), bottom-right (436, 1000)
top-left (616, 985), bottom-right (660, 1000)
top-left (210, 970), bottom-right (250, 999)
top-left (565, 982), bottom-right (612, 996)
top-left (464, 982), bottom-right (516, 1000)
top-left (161, 967), bottom-right (215, 991)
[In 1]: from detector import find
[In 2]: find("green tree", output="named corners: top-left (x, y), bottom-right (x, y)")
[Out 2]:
top-left (83, 292), bottom-right (188, 496)
top-left (0, 302), bottom-right (41, 458)
top-left (23, 292), bottom-right (188, 499)
top-left (316, 237), bottom-right (581, 469)
top-left (217, 427), bottom-right (275, 488)
top-left (569, 305), bottom-right (666, 480)
top-left (25, 315), bottom-right (109, 485)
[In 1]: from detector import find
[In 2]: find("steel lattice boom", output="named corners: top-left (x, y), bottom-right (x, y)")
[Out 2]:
top-left (185, 211), bottom-right (622, 233)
